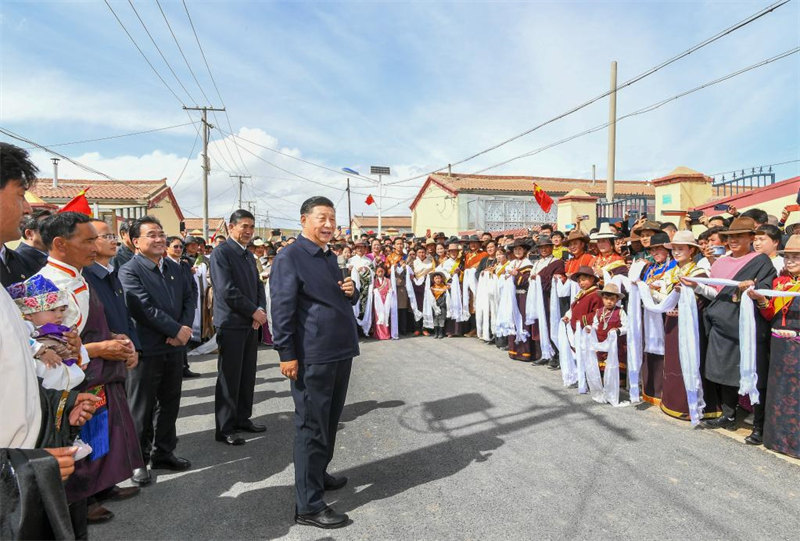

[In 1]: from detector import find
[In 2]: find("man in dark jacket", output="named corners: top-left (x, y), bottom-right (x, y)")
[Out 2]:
top-left (271, 196), bottom-right (359, 529)
top-left (15, 208), bottom-right (51, 275)
top-left (119, 216), bottom-right (195, 482)
top-left (110, 220), bottom-right (135, 269)
top-left (209, 210), bottom-right (267, 446)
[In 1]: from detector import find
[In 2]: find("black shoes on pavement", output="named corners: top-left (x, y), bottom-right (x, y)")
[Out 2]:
top-left (702, 415), bottom-right (737, 431)
top-left (151, 454), bottom-right (191, 471)
top-left (216, 433), bottom-right (246, 445)
top-left (131, 467), bottom-right (152, 486)
top-left (237, 422), bottom-right (266, 433)
top-left (745, 428), bottom-right (764, 445)
top-left (183, 368), bottom-right (201, 378)
top-left (295, 507), bottom-right (349, 529)
top-left (323, 473), bottom-right (348, 491)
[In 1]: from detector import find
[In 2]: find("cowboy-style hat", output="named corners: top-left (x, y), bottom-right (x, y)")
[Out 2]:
top-left (570, 265), bottom-right (598, 282)
top-left (467, 234), bottom-right (481, 243)
top-left (183, 235), bottom-right (200, 245)
top-left (509, 238), bottom-right (532, 249)
top-left (536, 235), bottom-right (554, 247)
top-left (632, 220), bottom-right (662, 235)
top-left (447, 243), bottom-right (461, 251)
top-left (779, 234), bottom-right (800, 254)
top-left (434, 231), bottom-right (446, 239)
top-left (425, 238), bottom-right (437, 246)
top-left (665, 230), bottom-right (701, 250)
top-left (353, 239), bottom-right (368, 247)
top-left (646, 231), bottom-right (671, 249)
top-left (565, 229), bottom-right (590, 243)
top-left (721, 216), bottom-right (757, 236)
top-left (599, 282), bottom-right (624, 298)
top-left (590, 222), bottom-right (617, 241)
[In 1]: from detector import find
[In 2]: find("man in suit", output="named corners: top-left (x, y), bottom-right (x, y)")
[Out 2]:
top-left (111, 220), bottom-right (135, 269)
top-left (271, 196), bottom-right (359, 529)
top-left (119, 216), bottom-right (195, 480)
top-left (209, 209), bottom-right (267, 446)
top-left (15, 208), bottom-right (51, 275)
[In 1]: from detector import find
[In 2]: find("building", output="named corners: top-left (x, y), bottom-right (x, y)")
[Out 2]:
top-left (182, 217), bottom-right (228, 240)
top-left (410, 173), bottom-right (654, 236)
top-left (691, 175), bottom-right (800, 219)
top-left (30, 178), bottom-right (185, 235)
top-left (350, 215), bottom-right (413, 237)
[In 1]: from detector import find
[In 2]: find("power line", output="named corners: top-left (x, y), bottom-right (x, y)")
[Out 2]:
top-left (472, 46), bottom-right (800, 174)
top-left (710, 159), bottom-right (800, 178)
top-left (170, 127), bottom-right (201, 189)
top-left (384, 0), bottom-right (792, 186)
top-left (26, 122), bottom-right (196, 150)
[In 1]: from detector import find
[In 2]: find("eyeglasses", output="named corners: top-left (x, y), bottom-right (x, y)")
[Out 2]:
top-left (100, 234), bottom-right (118, 241)
top-left (170, 244), bottom-right (184, 250)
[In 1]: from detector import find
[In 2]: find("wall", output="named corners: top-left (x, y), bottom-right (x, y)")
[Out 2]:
top-left (557, 190), bottom-right (597, 232)
top-left (148, 201), bottom-right (182, 236)
top-left (412, 183), bottom-right (460, 236)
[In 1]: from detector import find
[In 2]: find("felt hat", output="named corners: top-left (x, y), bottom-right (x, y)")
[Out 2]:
top-left (467, 234), bottom-right (481, 243)
top-left (779, 234), bottom-right (800, 254)
top-left (252, 238), bottom-right (266, 247)
top-left (536, 235), bottom-right (555, 247)
top-left (509, 238), bottom-right (532, 249)
top-left (6, 275), bottom-right (69, 315)
top-left (183, 235), bottom-right (200, 245)
top-left (447, 242), bottom-right (461, 251)
top-left (570, 265), bottom-right (598, 282)
top-left (722, 216), bottom-right (757, 236)
top-left (599, 282), bottom-right (624, 298)
top-left (434, 231), bottom-right (446, 239)
top-left (665, 230), bottom-right (701, 250)
top-left (565, 229), bottom-right (590, 243)
top-left (425, 238), bottom-right (436, 246)
top-left (646, 231), bottom-right (671, 249)
top-left (590, 222), bottom-right (617, 241)
top-left (632, 220), bottom-right (662, 235)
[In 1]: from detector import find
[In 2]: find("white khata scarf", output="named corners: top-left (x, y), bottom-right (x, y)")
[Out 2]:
top-left (525, 275), bottom-right (555, 359)
top-left (636, 283), bottom-right (679, 355)
top-left (461, 268), bottom-right (478, 318)
top-left (351, 267), bottom-right (374, 335)
top-left (475, 271), bottom-right (493, 342)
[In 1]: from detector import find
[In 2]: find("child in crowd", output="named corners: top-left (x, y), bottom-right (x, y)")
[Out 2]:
top-left (430, 271), bottom-right (449, 339)
top-left (588, 283), bottom-right (628, 376)
top-left (562, 265), bottom-right (603, 331)
top-left (372, 265), bottom-right (393, 340)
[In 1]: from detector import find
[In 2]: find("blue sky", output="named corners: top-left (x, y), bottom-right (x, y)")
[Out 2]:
top-left (1, 0), bottom-right (798, 228)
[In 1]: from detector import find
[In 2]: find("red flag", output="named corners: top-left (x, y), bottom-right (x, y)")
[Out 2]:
top-left (58, 187), bottom-right (92, 216)
top-left (533, 182), bottom-right (553, 213)
top-left (365, 194), bottom-right (375, 206)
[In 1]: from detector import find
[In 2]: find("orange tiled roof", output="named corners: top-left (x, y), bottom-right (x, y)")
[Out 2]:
top-left (31, 179), bottom-right (167, 201)
top-left (183, 217), bottom-right (227, 232)
top-left (352, 215), bottom-right (412, 228)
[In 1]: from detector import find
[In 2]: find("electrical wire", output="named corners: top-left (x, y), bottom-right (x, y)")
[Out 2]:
top-left (710, 159), bottom-right (800, 178)
top-left (27, 122), bottom-right (196, 150)
top-left (384, 0), bottom-right (792, 186)
top-left (472, 47), bottom-right (800, 174)
top-left (170, 127), bottom-right (201, 189)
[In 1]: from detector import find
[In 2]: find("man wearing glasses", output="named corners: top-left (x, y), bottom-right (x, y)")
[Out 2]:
top-left (119, 216), bottom-right (196, 481)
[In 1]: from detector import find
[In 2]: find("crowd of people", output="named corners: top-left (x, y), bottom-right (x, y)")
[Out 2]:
top-left (2, 139), bottom-right (800, 537)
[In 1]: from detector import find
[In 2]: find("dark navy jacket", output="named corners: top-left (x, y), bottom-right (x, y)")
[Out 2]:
top-left (119, 254), bottom-right (195, 356)
top-left (14, 243), bottom-right (48, 276)
top-left (270, 235), bottom-right (359, 364)
top-left (209, 238), bottom-right (266, 329)
top-left (83, 262), bottom-right (141, 351)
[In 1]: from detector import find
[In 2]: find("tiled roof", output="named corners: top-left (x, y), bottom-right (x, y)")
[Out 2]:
top-left (183, 218), bottom-right (226, 231)
top-left (691, 176), bottom-right (800, 214)
top-left (351, 215), bottom-right (412, 228)
top-left (429, 173), bottom-right (653, 197)
top-left (30, 179), bottom-right (167, 201)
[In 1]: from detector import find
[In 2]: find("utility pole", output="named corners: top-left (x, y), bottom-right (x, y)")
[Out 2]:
top-left (184, 105), bottom-right (225, 240)
top-left (606, 61), bottom-right (617, 203)
top-left (346, 177), bottom-right (352, 240)
top-left (370, 166), bottom-right (391, 236)
top-left (230, 174), bottom-right (252, 209)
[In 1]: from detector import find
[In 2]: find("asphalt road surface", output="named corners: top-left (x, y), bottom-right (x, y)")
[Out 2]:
top-left (95, 336), bottom-right (800, 540)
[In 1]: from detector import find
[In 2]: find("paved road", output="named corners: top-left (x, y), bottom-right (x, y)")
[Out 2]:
top-left (95, 336), bottom-right (800, 540)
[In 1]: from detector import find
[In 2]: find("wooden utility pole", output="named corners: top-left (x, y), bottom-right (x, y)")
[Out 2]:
top-left (230, 174), bottom-right (252, 209)
top-left (184, 105), bottom-right (225, 240)
top-left (346, 177), bottom-right (352, 239)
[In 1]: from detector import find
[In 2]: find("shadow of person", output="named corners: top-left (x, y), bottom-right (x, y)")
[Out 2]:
top-left (339, 400), bottom-right (406, 422)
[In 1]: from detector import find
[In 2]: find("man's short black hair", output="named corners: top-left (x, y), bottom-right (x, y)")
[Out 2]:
top-left (20, 209), bottom-right (53, 233)
top-left (699, 226), bottom-right (726, 242)
top-left (119, 220), bottom-right (131, 235)
top-left (741, 208), bottom-right (769, 226)
top-left (661, 222), bottom-right (677, 232)
top-left (167, 235), bottom-right (184, 246)
top-left (540, 224), bottom-right (553, 232)
top-left (300, 196), bottom-right (334, 215)
top-left (129, 216), bottom-right (163, 240)
top-left (229, 209), bottom-right (255, 225)
top-left (552, 231), bottom-right (564, 239)
top-left (40, 211), bottom-right (93, 249)
top-left (756, 224), bottom-right (782, 243)
top-left (0, 142), bottom-right (39, 190)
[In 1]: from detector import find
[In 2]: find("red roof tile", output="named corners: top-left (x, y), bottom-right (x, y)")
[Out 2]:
top-left (30, 179), bottom-right (167, 201)
top-left (351, 215), bottom-right (412, 228)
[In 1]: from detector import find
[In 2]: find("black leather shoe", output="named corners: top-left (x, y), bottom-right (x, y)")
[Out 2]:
top-left (532, 357), bottom-right (549, 366)
top-left (295, 507), bottom-right (349, 529)
top-left (702, 416), bottom-right (736, 430)
top-left (87, 503), bottom-right (114, 524)
top-left (237, 422), bottom-right (266, 433)
top-left (324, 473), bottom-right (348, 491)
top-left (131, 467), bottom-right (152, 486)
top-left (547, 360), bottom-right (560, 370)
top-left (183, 368), bottom-right (201, 378)
top-left (745, 429), bottom-right (763, 445)
top-left (98, 485), bottom-right (140, 502)
top-left (151, 454), bottom-right (191, 471)
top-left (216, 433), bottom-right (246, 445)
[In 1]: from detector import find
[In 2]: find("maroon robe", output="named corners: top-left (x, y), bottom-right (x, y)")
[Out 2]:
top-left (530, 259), bottom-right (566, 354)
top-left (592, 306), bottom-right (627, 379)
top-left (508, 268), bottom-right (533, 361)
top-left (569, 287), bottom-right (602, 331)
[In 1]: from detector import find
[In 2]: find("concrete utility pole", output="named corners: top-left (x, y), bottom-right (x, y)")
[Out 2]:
top-left (230, 174), bottom-right (252, 209)
top-left (51, 158), bottom-right (60, 189)
top-left (370, 166), bottom-right (391, 236)
top-left (606, 61), bottom-right (618, 203)
top-left (184, 105), bottom-right (225, 240)
top-left (346, 177), bottom-right (352, 239)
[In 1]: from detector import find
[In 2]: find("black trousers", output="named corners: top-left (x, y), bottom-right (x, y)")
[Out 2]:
top-left (291, 358), bottom-right (352, 515)
top-left (215, 327), bottom-right (259, 436)
top-left (126, 350), bottom-right (184, 461)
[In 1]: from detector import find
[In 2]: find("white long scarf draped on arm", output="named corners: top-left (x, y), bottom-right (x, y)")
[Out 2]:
top-left (525, 276), bottom-right (555, 359)
top-left (446, 274), bottom-right (464, 321)
top-left (558, 320), bottom-right (578, 386)
top-left (685, 277), bottom-right (800, 404)
top-left (588, 329), bottom-right (623, 406)
top-left (352, 267), bottom-right (375, 335)
top-left (403, 266), bottom-right (423, 321)
top-left (677, 285), bottom-right (706, 425)
top-left (389, 268), bottom-right (399, 339)
top-left (495, 276), bottom-right (516, 338)
top-left (475, 272), bottom-right (493, 341)
top-left (636, 283), bottom-right (679, 355)
top-left (624, 278), bottom-right (644, 403)
top-left (421, 275), bottom-right (435, 328)
top-left (461, 268), bottom-right (478, 317)
top-left (549, 277), bottom-right (562, 350)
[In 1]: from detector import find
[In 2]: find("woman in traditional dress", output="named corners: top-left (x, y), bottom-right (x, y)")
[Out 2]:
top-left (639, 231), bottom-right (677, 406)
top-left (437, 242), bottom-right (465, 338)
top-left (493, 246), bottom-right (512, 349)
top-left (748, 234), bottom-right (800, 453)
top-left (412, 245), bottom-right (434, 336)
top-left (393, 254), bottom-right (413, 335)
top-left (659, 231), bottom-right (720, 421)
top-left (372, 265), bottom-right (393, 340)
top-left (591, 223), bottom-right (627, 280)
top-left (507, 238), bottom-right (534, 361)
top-left (366, 239), bottom-right (386, 269)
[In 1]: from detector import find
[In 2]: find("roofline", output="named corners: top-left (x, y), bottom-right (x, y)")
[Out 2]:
top-left (409, 176), bottom-right (459, 211)
top-left (691, 175), bottom-right (800, 213)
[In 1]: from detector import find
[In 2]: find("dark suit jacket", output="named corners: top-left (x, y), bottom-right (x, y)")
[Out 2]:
top-left (14, 243), bottom-right (48, 276)
top-left (209, 238), bottom-right (266, 330)
top-left (119, 254), bottom-right (195, 356)
top-left (83, 262), bottom-right (141, 351)
top-left (1, 244), bottom-right (35, 287)
top-left (110, 244), bottom-right (134, 270)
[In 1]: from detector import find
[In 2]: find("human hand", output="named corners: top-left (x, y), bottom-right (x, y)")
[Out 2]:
top-left (781, 206), bottom-right (791, 223)
top-left (176, 326), bottom-right (193, 346)
top-left (125, 350), bottom-right (139, 370)
top-left (69, 394), bottom-right (101, 427)
top-left (699, 215), bottom-right (709, 226)
top-left (339, 277), bottom-right (355, 297)
top-left (728, 205), bottom-right (739, 217)
top-left (44, 447), bottom-right (78, 481)
top-left (280, 359), bottom-right (299, 381)
top-left (584, 327), bottom-right (591, 334)
top-left (562, 316), bottom-right (569, 322)
top-left (746, 289), bottom-right (766, 303)
top-left (39, 348), bottom-right (63, 369)
top-left (667, 309), bottom-right (679, 317)
top-left (64, 329), bottom-right (81, 358)
top-left (679, 276), bottom-right (695, 288)
top-left (738, 280), bottom-right (755, 292)
top-left (252, 309), bottom-right (268, 326)
top-left (95, 338), bottom-right (135, 361)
